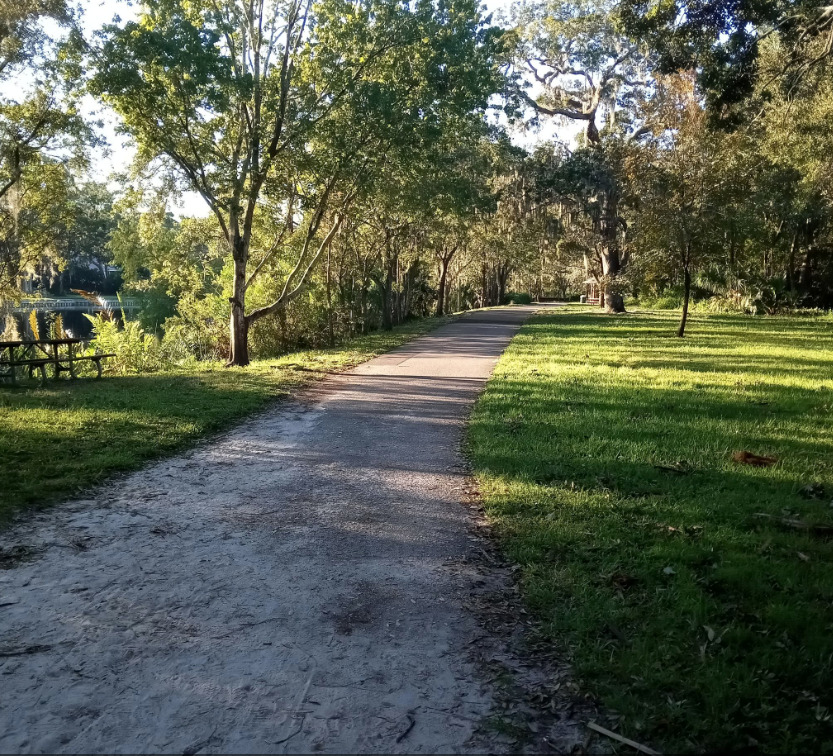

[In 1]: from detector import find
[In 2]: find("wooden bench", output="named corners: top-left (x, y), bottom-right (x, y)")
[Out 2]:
top-left (0, 339), bottom-right (115, 385)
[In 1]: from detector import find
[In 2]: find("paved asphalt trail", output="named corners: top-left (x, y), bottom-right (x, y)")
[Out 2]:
top-left (0, 306), bottom-right (543, 754)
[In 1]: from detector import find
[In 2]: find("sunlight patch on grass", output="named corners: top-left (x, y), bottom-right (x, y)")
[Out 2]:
top-left (468, 307), bottom-right (833, 753)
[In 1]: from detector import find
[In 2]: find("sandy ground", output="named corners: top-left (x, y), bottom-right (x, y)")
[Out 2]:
top-left (0, 305), bottom-right (585, 754)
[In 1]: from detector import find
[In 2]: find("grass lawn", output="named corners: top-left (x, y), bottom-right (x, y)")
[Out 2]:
top-left (0, 317), bottom-right (450, 523)
top-left (468, 307), bottom-right (833, 753)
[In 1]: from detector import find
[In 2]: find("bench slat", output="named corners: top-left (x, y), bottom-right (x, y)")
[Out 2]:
top-left (0, 359), bottom-right (50, 366)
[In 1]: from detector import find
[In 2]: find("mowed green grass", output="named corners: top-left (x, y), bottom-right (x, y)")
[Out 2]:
top-left (0, 317), bottom-right (449, 522)
top-left (468, 307), bottom-right (833, 753)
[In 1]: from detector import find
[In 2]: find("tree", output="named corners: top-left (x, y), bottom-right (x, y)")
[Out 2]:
top-left (629, 74), bottom-right (754, 335)
top-left (425, 134), bottom-right (499, 316)
top-left (755, 40), bottom-right (833, 306)
top-left (618, 0), bottom-right (833, 111)
top-left (510, 0), bottom-right (650, 144)
top-left (0, 155), bottom-right (74, 296)
top-left (92, 0), bottom-right (503, 365)
top-left (508, 0), bottom-right (650, 312)
top-left (0, 0), bottom-right (88, 299)
top-left (552, 145), bottom-right (634, 310)
top-left (56, 182), bottom-right (119, 294)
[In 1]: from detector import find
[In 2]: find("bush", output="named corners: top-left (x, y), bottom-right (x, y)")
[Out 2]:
top-left (159, 292), bottom-right (230, 362)
top-left (635, 293), bottom-right (683, 310)
top-left (505, 291), bottom-right (533, 305)
top-left (85, 313), bottom-right (164, 374)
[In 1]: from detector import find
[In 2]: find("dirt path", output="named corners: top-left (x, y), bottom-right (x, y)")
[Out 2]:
top-left (0, 305), bottom-right (577, 754)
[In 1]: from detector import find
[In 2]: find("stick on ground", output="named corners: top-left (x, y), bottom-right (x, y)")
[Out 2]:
top-left (586, 721), bottom-right (659, 755)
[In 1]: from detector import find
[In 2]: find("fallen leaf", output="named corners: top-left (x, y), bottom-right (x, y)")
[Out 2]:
top-left (610, 572), bottom-right (638, 590)
top-left (732, 450), bottom-right (777, 467)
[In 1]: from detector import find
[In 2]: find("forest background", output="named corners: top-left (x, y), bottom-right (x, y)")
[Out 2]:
top-left (2, 0), bottom-right (833, 364)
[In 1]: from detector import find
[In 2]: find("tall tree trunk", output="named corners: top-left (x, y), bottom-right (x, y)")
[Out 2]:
top-left (325, 244), bottom-right (334, 346)
top-left (436, 257), bottom-right (449, 316)
top-left (601, 247), bottom-right (624, 313)
top-left (278, 306), bottom-right (288, 353)
top-left (380, 262), bottom-right (394, 331)
top-left (480, 257), bottom-right (490, 307)
top-left (395, 262), bottom-right (403, 324)
top-left (380, 283), bottom-right (392, 330)
top-left (401, 261), bottom-right (416, 321)
top-left (677, 265), bottom-right (691, 338)
top-left (497, 264), bottom-right (509, 305)
top-left (359, 284), bottom-right (368, 334)
top-left (401, 268), bottom-right (410, 321)
top-left (786, 233), bottom-right (798, 292)
top-left (228, 252), bottom-right (250, 366)
top-left (799, 249), bottom-right (813, 290)
top-left (601, 191), bottom-right (626, 314)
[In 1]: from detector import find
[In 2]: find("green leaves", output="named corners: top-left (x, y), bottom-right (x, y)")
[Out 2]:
top-left (617, 0), bottom-right (830, 112)
top-left (510, 0), bottom-right (650, 142)
top-left (0, 0), bottom-right (90, 299)
top-left (0, 0), bottom-right (72, 77)
top-left (90, 0), bottom-right (503, 221)
top-left (89, 0), bottom-right (505, 361)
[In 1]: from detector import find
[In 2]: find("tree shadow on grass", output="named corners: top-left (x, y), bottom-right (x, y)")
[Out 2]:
top-left (0, 372), bottom-right (286, 519)
top-left (469, 310), bottom-right (833, 753)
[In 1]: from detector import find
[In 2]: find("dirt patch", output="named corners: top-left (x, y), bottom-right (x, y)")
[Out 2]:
top-left (0, 544), bottom-right (40, 569)
top-left (457, 473), bottom-right (608, 754)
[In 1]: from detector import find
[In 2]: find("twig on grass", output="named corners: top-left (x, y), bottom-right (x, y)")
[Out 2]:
top-left (586, 721), bottom-right (659, 755)
top-left (753, 513), bottom-right (833, 536)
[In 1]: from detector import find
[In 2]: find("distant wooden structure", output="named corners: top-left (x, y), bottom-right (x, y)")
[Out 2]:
top-left (584, 279), bottom-right (601, 305)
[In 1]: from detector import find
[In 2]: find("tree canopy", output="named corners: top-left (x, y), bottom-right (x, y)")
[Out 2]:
top-left (2, 0), bottom-right (833, 353)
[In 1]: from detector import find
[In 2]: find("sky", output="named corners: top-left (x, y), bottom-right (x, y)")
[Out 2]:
top-left (69, 0), bottom-right (569, 218)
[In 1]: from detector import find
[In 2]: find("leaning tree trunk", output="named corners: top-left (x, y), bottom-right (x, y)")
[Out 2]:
top-left (436, 258), bottom-right (449, 316)
top-left (380, 266), bottom-right (394, 331)
top-left (677, 265), bottom-right (692, 338)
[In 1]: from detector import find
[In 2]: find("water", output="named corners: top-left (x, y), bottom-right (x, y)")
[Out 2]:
top-left (2, 309), bottom-right (97, 341)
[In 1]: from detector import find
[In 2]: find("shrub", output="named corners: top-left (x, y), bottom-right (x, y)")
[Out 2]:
top-left (635, 293), bottom-right (683, 310)
top-left (160, 292), bottom-right (230, 362)
top-left (505, 291), bottom-right (533, 305)
top-left (85, 313), bottom-right (163, 374)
